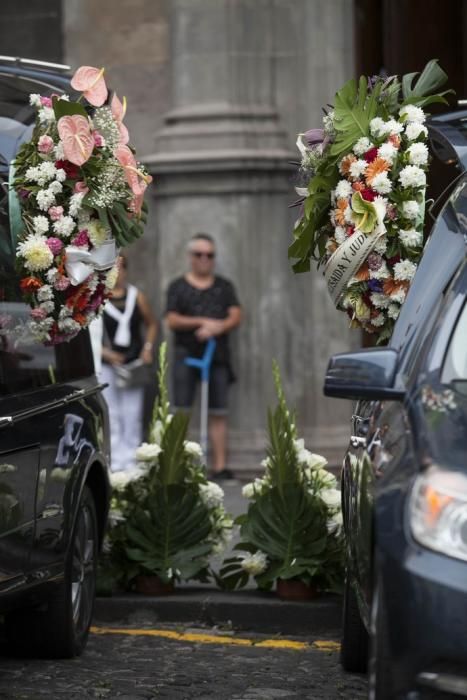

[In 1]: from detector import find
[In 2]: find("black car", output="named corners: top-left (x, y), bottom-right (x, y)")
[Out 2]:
top-left (0, 57), bottom-right (110, 658)
top-left (324, 111), bottom-right (467, 699)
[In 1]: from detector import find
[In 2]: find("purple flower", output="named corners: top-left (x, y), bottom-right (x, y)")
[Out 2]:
top-left (46, 237), bottom-right (64, 256)
top-left (72, 230), bottom-right (90, 247)
top-left (368, 279), bottom-right (383, 293)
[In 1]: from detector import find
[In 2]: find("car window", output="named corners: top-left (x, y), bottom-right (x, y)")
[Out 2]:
top-left (442, 300), bottom-right (467, 390)
top-left (0, 270), bottom-right (94, 395)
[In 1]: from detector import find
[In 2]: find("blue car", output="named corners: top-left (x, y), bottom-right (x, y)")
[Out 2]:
top-left (324, 112), bottom-right (467, 699)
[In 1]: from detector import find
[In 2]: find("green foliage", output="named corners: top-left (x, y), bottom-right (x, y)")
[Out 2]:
top-left (330, 76), bottom-right (382, 161)
top-left (123, 485), bottom-right (213, 583)
top-left (52, 96), bottom-right (88, 120)
top-left (266, 362), bottom-right (300, 491)
top-left (401, 59), bottom-right (453, 107)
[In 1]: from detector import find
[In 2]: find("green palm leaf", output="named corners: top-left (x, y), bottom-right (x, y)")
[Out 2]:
top-left (330, 76), bottom-right (382, 160)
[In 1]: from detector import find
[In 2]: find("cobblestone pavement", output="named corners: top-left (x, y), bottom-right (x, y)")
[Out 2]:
top-left (0, 624), bottom-right (367, 700)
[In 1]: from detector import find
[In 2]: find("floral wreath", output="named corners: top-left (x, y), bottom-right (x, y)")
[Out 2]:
top-left (289, 60), bottom-right (452, 343)
top-left (11, 65), bottom-right (152, 344)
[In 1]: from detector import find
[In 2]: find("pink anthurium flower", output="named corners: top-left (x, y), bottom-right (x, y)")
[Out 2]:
top-left (111, 93), bottom-right (129, 145)
top-left (57, 115), bottom-right (94, 166)
top-left (71, 66), bottom-right (108, 107)
top-left (115, 145), bottom-right (152, 196)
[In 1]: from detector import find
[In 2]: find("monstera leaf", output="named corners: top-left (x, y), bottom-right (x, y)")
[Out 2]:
top-left (330, 76), bottom-right (383, 161)
top-left (401, 59), bottom-right (453, 107)
top-left (125, 484), bottom-right (212, 582)
top-left (240, 484), bottom-right (329, 584)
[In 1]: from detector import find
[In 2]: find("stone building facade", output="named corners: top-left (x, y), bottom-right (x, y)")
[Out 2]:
top-left (2, 0), bottom-right (357, 467)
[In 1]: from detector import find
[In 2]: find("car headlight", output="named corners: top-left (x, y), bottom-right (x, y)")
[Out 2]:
top-left (410, 467), bottom-right (467, 562)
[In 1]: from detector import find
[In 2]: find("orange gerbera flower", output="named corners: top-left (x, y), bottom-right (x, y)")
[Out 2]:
top-left (335, 198), bottom-right (348, 226)
top-left (365, 157), bottom-right (390, 186)
top-left (20, 277), bottom-right (42, 292)
top-left (339, 154), bottom-right (356, 176)
top-left (383, 278), bottom-right (409, 296)
top-left (355, 263), bottom-right (370, 281)
top-left (73, 312), bottom-right (87, 326)
top-left (352, 181), bottom-right (365, 192)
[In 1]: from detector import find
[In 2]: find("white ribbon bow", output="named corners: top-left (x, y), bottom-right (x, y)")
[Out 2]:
top-left (65, 240), bottom-right (118, 286)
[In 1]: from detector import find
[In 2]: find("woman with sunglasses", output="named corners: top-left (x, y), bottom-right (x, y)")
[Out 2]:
top-left (165, 233), bottom-right (242, 480)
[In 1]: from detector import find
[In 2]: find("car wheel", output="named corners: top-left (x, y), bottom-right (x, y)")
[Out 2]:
top-left (5, 485), bottom-right (98, 658)
top-left (340, 571), bottom-right (368, 672)
top-left (368, 574), bottom-right (393, 700)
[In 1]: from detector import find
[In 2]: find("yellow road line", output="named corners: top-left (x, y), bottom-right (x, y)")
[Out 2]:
top-left (90, 626), bottom-right (340, 652)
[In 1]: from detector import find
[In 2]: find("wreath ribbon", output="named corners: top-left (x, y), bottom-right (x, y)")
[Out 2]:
top-left (324, 222), bottom-right (386, 307)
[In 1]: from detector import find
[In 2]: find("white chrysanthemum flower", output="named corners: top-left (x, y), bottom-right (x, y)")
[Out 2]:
top-left (48, 181), bottom-right (63, 195)
top-left (32, 215), bottom-right (49, 235)
top-left (371, 313), bottom-right (386, 327)
top-left (374, 235), bottom-right (388, 254)
top-left (399, 165), bottom-right (426, 189)
top-left (370, 117), bottom-right (386, 137)
top-left (402, 200), bottom-right (420, 220)
top-left (399, 228), bottom-right (423, 247)
top-left (46, 267), bottom-right (59, 283)
top-left (55, 168), bottom-right (67, 182)
top-left (371, 172), bottom-right (392, 194)
top-left (39, 161), bottom-right (57, 181)
top-left (240, 551), bottom-right (268, 576)
top-left (382, 119), bottom-right (404, 136)
top-left (69, 192), bottom-right (85, 218)
top-left (327, 511), bottom-right (343, 535)
top-left (135, 442), bottom-right (162, 462)
top-left (353, 136), bottom-right (373, 156)
top-left (378, 142), bottom-right (398, 163)
top-left (37, 285), bottom-right (53, 302)
top-left (390, 286), bottom-right (407, 304)
top-left (334, 226), bottom-right (346, 245)
top-left (110, 470), bottom-right (135, 491)
top-left (349, 159), bottom-right (368, 179)
top-left (199, 481), bottom-right (224, 509)
top-left (53, 215), bottom-right (76, 238)
top-left (369, 261), bottom-right (389, 280)
top-left (370, 293), bottom-right (391, 309)
top-left (260, 457), bottom-right (270, 469)
top-left (29, 93), bottom-right (42, 107)
top-left (36, 189), bottom-right (55, 211)
top-left (335, 179), bottom-right (353, 200)
top-left (242, 482), bottom-right (255, 499)
top-left (387, 303), bottom-right (401, 320)
top-left (394, 259), bottom-right (417, 281)
top-left (320, 488), bottom-right (341, 509)
top-left (184, 441), bottom-right (203, 458)
top-left (344, 205), bottom-right (353, 224)
top-left (25, 165), bottom-right (40, 182)
top-left (59, 305), bottom-right (72, 320)
top-left (40, 300), bottom-right (54, 314)
top-left (17, 235), bottom-right (53, 272)
top-left (407, 142), bottom-right (429, 166)
top-left (323, 110), bottom-right (335, 135)
top-left (405, 122), bottom-right (428, 141)
top-left (399, 105), bottom-right (426, 124)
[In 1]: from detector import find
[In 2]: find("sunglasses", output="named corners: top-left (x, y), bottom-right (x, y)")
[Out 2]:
top-left (191, 251), bottom-right (215, 259)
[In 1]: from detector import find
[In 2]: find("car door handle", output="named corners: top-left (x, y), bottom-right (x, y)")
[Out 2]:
top-left (350, 435), bottom-right (367, 449)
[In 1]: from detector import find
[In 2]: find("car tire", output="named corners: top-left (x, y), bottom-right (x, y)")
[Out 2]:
top-left (5, 485), bottom-right (98, 659)
top-left (368, 573), bottom-right (393, 700)
top-left (340, 572), bottom-right (368, 672)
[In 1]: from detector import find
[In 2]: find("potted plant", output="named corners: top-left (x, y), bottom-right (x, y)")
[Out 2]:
top-left (219, 362), bottom-right (344, 600)
top-left (103, 343), bottom-right (233, 594)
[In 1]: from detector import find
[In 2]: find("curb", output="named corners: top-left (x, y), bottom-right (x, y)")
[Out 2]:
top-left (94, 588), bottom-right (342, 636)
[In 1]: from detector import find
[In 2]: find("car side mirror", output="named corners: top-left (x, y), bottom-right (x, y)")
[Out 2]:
top-left (323, 348), bottom-right (405, 401)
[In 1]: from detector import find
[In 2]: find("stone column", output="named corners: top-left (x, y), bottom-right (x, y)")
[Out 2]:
top-left (143, 0), bottom-right (355, 468)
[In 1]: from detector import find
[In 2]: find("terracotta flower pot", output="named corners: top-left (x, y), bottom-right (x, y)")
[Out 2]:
top-left (276, 578), bottom-right (319, 601)
top-left (134, 575), bottom-right (175, 596)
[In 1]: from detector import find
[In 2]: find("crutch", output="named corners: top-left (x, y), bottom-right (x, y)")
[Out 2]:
top-left (184, 338), bottom-right (217, 460)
